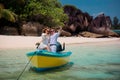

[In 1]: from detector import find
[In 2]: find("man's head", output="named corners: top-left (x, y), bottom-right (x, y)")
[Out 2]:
top-left (50, 28), bottom-right (55, 35)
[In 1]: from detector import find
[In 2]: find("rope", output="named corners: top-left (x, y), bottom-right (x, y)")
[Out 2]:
top-left (17, 52), bottom-right (36, 80)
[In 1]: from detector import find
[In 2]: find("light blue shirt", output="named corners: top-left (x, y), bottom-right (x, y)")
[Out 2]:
top-left (50, 32), bottom-right (60, 45)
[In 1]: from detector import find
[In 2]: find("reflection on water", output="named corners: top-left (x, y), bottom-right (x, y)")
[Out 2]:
top-left (0, 41), bottom-right (120, 80)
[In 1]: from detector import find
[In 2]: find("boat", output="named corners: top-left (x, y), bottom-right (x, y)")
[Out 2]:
top-left (26, 50), bottom-right (72, 72)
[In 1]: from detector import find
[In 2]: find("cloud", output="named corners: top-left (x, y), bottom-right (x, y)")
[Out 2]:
top-left (97, 12), bottom-right (104, 15)
top-left (92, 12), bottom-right (104, 18)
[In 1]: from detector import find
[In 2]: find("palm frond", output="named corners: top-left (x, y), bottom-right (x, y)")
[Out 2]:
top-left (0, 8), bottom-right (17, 22)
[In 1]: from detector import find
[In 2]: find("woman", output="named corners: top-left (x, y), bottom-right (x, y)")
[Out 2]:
top-left (38, 28), bottom-right (50, 51)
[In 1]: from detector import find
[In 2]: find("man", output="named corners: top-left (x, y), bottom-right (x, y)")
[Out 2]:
top-left (49, 27), bottom-right (62, 53)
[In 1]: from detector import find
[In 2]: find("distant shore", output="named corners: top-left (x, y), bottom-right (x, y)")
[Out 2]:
top-left (0, 35), bottom-right (120, 49)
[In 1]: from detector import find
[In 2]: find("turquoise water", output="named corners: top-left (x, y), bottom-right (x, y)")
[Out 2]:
top-left (0, 41), bottom-right (120, 80)
top-left (113, 30), bottom-right (120, 35)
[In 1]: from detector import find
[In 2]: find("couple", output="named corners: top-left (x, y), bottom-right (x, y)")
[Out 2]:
top-left (38, 27), bottom-right (62, 53)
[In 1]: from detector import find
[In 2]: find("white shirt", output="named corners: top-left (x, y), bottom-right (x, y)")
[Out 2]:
top-left (41, 33), bottom-right (49, 45)
top-left (38, 33), bottom-right (49, 49)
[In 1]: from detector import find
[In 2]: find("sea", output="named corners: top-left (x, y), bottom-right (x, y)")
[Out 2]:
top-left (0, 40), bottom-right (120, 80)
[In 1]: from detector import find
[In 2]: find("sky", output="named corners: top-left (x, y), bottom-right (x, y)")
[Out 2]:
top-left (59, 0), bottom-right (120, 20)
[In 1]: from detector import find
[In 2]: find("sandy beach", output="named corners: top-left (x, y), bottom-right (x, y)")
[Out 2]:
top-left (0, 35), bottom-right (120, 49)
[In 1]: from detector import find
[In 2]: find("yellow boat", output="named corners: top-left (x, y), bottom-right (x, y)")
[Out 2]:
top-left (27, 50), bottom-right (72, 71)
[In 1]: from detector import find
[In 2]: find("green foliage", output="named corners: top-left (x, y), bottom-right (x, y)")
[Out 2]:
top-left (0, 0), bottom-right (68, 27)
top-left (22, 0), bottom-right (68, 27)
top-left (112, 16), bottom-right (120, 29)
top-left (0, 0), bottom-right (25, 14)
top-left (0, 6), bottom-right (16, 22)
top-left (113, 16), bottom-right (119, 26)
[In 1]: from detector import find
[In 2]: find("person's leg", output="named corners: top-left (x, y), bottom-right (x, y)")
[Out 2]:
top-left (50, 45), bottom-right (57, 53)
top-left (38, 44), bottom-right (49, 51)
top-left (46, 46), bottom-right (50, 51)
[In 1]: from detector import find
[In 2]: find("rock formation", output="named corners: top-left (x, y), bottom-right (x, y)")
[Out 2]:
top-left (89, 13), bottom-right (118, 37)
top-left (63, 5), bottom-right (119, 37)
top-left (63, 5), bottom-right (93, 34)
top-left (79, 31), bottom-right (106, 38)
top-left (22, 22), bottom-right (44, 36)
top-left (0, 5), bottom-right (119, 37)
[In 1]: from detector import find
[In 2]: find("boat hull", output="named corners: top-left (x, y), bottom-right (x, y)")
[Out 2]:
top-left (27, 50), bottom-right (72, 71)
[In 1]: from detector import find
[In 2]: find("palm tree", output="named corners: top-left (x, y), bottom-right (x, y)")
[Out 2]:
top-left (0, 3), bottom-right (16, 22)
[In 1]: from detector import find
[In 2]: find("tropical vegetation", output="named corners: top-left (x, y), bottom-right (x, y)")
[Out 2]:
top-left (112, 16), bottom-right (120, 29)
top-left (0, 0), bottom-right (120, 36)
top-left (0, 0), bottom-right (68, 27)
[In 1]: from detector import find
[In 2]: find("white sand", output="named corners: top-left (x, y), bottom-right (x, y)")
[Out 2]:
top-left (0, 35), bottom-right (120, 49)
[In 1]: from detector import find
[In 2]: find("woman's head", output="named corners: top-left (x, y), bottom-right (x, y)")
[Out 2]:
top-left (42, 28), bottom-right (50, 34)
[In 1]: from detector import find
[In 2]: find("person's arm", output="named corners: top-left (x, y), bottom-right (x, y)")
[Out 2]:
top-left (57, 26), bottom-right (62, 36)
top-left (41, 33), bottom-right (46, 41)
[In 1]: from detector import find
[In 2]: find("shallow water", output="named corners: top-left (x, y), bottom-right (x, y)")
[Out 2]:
top-left (0, 41), bottom-right (120, 80)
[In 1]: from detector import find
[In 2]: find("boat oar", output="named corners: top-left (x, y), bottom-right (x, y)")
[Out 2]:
top-left (17, 51), bottom-right (36, 80)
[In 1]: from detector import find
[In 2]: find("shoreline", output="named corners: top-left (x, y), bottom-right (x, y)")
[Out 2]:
top-left (0, 35), bottom-right (120, 49)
